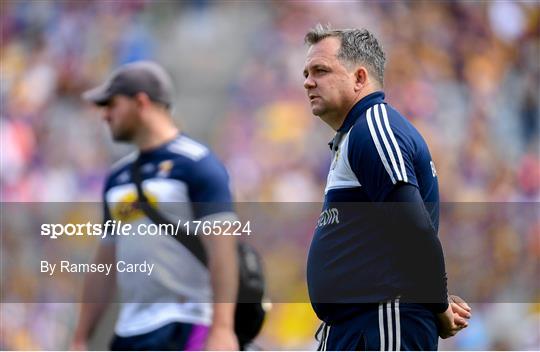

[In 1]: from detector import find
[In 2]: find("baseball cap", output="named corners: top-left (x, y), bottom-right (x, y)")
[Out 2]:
top-left (82, 61), bottom-right (175, 108)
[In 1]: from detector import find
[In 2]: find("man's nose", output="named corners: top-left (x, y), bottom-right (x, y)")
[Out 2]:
top-left (304, 76), bottom-right (316, 90)
top-left (102, 109), bottom-right (111, 122)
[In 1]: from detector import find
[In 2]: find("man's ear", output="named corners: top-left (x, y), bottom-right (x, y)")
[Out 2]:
top-left (134, 92), bottom-right (152, 109)
top-left (353, 67), bottom-right (369, 92)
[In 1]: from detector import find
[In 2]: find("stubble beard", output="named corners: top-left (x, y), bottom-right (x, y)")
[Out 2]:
top-left (111, 125), bottom-right (135, 143)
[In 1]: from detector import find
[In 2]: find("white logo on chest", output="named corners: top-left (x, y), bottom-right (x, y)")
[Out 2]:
top-left (317, 208), bottom-right (340, 228)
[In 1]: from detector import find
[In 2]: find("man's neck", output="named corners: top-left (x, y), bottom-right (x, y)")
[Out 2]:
top-left (134, 116), bottom-right (180, 151)
top-left (323, 115), bottom-right (346, 131)
top-left (325, 88), bottom-right (376, 131)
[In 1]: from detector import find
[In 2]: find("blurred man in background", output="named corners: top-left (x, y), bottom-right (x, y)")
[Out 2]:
top-left (304, 25), bottom-right (471, 350)
top-left (71, 61), bottom-right (238, 350)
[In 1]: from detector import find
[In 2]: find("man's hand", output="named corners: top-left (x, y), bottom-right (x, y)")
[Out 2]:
top-left (437, 304), bottom-right (468, 339)
top-left (205, 325), bottom-right (238, 351)
top-left (200, 222), bottom-right (239, 350)
top-left (69, 338), bottom-right (88, 351)
top-left (449, 294), bottom-right (472, 323)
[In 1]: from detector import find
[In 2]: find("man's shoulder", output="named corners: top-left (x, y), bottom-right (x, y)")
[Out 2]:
top-left (344, 102), bottom-right (425, 171)
top-left (160, 136), bottom-right (228, 188)
top-left (166, 135), bottom-right (210, 162)
top-left (381, 103), bottom-right (428, 149)
top-left (379, 103), bottom-right (413, 128)
top-left (349, 103), bottom-right (420, 146)
top-left (109, 151), bottom-right (137, 171)
top-left (104, 151), bottom-right (137, 189)
top-left (348, 102), bottom-right (400, 134)
top-left (103, 136), bottom-right (227, 191)
top-left (364, 102), bottom-right (409, 128)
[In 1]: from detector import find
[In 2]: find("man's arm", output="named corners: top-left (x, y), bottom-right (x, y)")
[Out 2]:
top-left (200, 226), bottom-right (239, 350)
top-left (385, 184), bottom-right (469, 338)
top-left (185, 152), bottom-right (240, 349)
top-left (385, 184), bottom-right (448, 309)
top-left (71, 242), bottom-right (116, 350)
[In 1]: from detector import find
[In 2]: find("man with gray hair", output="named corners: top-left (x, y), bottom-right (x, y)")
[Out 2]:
top-left (304, 25), bottom-right (471, 350)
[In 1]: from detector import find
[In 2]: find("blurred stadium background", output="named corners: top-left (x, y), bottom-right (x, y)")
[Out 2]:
top-left (1, 0), bottom-right (539, 350)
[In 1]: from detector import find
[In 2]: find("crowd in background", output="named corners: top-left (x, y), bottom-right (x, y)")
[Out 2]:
top-left (1, 0), bottom-right (539, 350)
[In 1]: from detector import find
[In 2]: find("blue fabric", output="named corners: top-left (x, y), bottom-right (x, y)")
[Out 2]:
top-left (102, 133), bottom-right (233, 227)
top-left (307, 92), bottom-right (443, 324)
top-left (322, 303), bottom-right (438, 351)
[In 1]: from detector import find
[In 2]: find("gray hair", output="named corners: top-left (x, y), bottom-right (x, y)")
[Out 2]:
top-left (305, 24), bottom-right (386, 86)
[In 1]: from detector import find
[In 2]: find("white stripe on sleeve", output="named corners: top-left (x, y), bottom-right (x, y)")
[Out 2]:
top-left (380, 104), bottom-right (408, 183)
top-left (367, 107), bottom-right (397, 184)
top-left (374, 104), bottom-right (403, 182)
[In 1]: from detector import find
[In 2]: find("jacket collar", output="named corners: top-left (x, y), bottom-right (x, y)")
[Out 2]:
top-left (328, 91), bottom-right (385, 151)
top-left (338, 91), bottom-right (385, 132)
